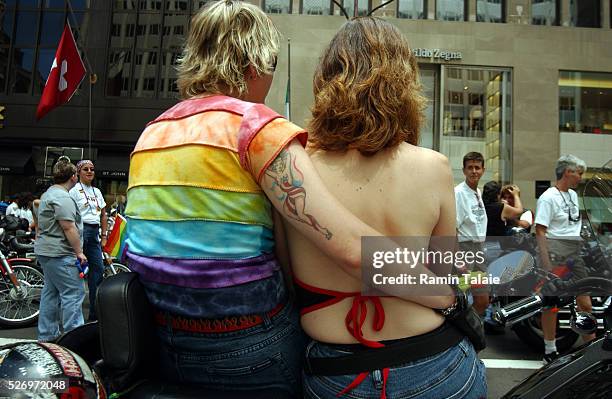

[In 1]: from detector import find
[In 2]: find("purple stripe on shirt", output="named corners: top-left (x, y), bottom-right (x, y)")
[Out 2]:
top-left (126, 251), bottom-right (280, 289)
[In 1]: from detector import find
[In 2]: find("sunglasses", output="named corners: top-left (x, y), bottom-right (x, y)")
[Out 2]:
top-left (475, 193), bottom-right (483, 209)
top-left (556, 187), bottom-right (580, 223)
top-left (568, 209), bottom-right (580, 223)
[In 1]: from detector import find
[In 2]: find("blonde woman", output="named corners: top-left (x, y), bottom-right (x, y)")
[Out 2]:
top-left (286, 18), bottom-right (486, 398)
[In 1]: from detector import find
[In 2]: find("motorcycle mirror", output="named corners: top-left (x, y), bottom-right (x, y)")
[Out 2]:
top-left (488, 250), bottom-right (535, 285)
top-left (570, 311), bottom-right (598, 335)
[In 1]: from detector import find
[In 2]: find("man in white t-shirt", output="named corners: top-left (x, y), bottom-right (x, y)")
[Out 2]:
top-left (5, 192), bottom-right (34, 230)
top-left (69, 160), bottom-right (107, 321)
top-left (535, 154), bottom-right (593, 364)
top-left (455, 152), bottom-right (488, 315)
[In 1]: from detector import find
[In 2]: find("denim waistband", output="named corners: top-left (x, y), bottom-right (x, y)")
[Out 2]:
top-left (304, 322), bottom-right (464, 375)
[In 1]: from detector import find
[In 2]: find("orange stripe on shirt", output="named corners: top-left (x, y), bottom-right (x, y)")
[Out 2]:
top-left (134, 111), bottom-right (242, 153)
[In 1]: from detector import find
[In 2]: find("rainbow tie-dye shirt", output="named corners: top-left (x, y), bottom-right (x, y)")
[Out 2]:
top-left (125, 95), bottom-right (307, 318)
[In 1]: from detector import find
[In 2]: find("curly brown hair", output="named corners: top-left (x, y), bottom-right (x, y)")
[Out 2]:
top-left (308, 17), bottom-right (426, 155)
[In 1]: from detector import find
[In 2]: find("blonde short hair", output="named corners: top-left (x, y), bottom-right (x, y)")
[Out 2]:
top-left (177, 0), bottom-right (280, 99)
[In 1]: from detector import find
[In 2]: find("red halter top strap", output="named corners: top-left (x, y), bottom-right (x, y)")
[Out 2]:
top-left (294, 277), bottom-right (390, 398)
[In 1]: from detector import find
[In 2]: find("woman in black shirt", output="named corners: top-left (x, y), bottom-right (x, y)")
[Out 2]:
top-left (482, 181), bottom-right (524, 237)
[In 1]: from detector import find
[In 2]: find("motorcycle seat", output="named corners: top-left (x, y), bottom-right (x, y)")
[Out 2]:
top-left (10, 237), bottom-right (34, 252)
top-left (95, 272), bottom-right (292, 398)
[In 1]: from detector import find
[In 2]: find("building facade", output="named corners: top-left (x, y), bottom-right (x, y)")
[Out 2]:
top-left (0, 0), bottom-right (611, 217)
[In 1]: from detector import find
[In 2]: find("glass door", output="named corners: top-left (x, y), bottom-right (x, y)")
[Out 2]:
top-left (419, 65), bottom-right (437, 150)
top-left (439, 66), bottom-right (512, 184)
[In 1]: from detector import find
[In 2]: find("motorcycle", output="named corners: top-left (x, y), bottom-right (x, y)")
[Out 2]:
top-left (493, 274), bottom-right (612, 398)
top-left (486, 160), bottom-right (612, 352)
top-left (490, 159), bottom-right (612, 398)
top-left (502, 227), bottom-right (611, 352)
top-left (0, 227), bottom-right (43, 328)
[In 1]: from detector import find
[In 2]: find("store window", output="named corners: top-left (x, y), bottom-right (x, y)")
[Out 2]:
top-left (441, 66), bottom-right (512, 183)
top-left (397, 0), bottom-right (426, 19)
top-left (476, 0), bottom-right (504, 23)
top-left (264, 0), bottom-right (292, 14)
top-left (559, 71), bottom-right (612, 135)
top-left (419, 67), bottom-right (437, 150)
top-left (159, 51), bottom-right (180, 98)
top-left (301, 0), bottom-right (332, 15)
top-left (343, 0), bottom-right (370, 17)
top-left (531, 0), bottom-right (559, 25)
top-left (107, 2), bottom-right (188, 98)
top-left (113, 1), bottom-right (137, 10)
top-left (569, 0), bottom-right (601, 27)
top-left (10, 48), bottom-right (34, 94)
top-left (436, 0), bottom-right (466, 21)
top-left (106, 49), bottom-right (132, 97)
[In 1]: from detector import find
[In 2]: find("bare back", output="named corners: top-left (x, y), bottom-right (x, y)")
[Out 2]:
top-left (285, 143), bottom-right (457, 343)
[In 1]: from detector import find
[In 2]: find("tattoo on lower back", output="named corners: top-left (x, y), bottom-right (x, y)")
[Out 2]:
top-left (265, 149), bottom-right (333, 240)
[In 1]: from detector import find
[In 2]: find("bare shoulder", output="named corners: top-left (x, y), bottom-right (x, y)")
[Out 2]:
top-left (397, 144), bottom-right (451, 175)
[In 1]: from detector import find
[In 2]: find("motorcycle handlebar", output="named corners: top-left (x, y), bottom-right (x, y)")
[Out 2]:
top-left (494, 277), bottom-right (612, 326)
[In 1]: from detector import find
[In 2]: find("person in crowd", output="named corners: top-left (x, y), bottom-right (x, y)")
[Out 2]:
top-left (35, 157), bottom-right (86, 342)
top-left (482, 181), bottom-right (524, 237)
top-left (4, 194), bottom-right (19, 217)
top-left (284, 17), bottom-right (486, 398)
top-left (481, 181), bottom-right (524, 334)
top-left (69, 160), bottom-right (107, 322)
top-left (123, 2), bottom-right (453, 396)
top-left (6, 192), bottom-right (34, 230)
top-left (455, 152), bottom-right (489, 315)
top-left (536, 154), bottom-right (594, 364)
top-left (500, 184), bottom-right (533, 233)
top-left (0, 195), bottom-right (11, 215)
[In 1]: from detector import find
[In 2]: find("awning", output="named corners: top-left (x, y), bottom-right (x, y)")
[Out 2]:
top-left (0, 148), bottom-right (32, 175)
top-left (96, 152), bottom-right (130, 179)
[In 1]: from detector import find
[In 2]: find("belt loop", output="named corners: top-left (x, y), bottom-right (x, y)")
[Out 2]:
top-left (262, 312), bottom-right (273, 329)
top-left (164, 312), bottom-right (173, 333)
top-left (303, 341), bottom-right (315, 375)
top-left (372, 369), bottom-right (383, 390)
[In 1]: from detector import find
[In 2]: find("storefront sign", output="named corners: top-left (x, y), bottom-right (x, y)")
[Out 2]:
top-left (412, 48), bottom-right (462, 61)
top-left (99, 170), bottom-right (128, 178)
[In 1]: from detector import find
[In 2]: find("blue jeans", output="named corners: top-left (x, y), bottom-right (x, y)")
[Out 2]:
top-left (157, 301), bottom-right (308, 397)
top-left (83, 224), bottom-right (103, 320)
top-left (37, 255), bottom-right (86, 341)
top-left (303, 338), bottom-right (487, 399)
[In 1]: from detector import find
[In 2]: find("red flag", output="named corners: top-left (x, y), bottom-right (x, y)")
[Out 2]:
top-left (36, 22), bottom-right (86, 120)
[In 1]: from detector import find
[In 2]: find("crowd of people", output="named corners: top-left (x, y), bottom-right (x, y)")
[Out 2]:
top-left (0, 192), bottom-right (36, 230)
top-left (0, 1), bottom-right (598, 397)
top-left (454, 150), bottom-right (593, 365)
top-left (0, 157), bottom-right (111, 342)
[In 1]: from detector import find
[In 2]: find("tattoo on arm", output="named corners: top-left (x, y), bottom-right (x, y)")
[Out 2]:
top-left (265, 149), bottom-right (333, 240)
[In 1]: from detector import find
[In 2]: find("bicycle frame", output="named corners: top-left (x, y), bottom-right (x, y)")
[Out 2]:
top-left (0, 250), bottom-right (22, 291)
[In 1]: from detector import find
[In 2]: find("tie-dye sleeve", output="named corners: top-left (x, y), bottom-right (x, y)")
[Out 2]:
top-left (238, 104), bottom-right (308, 184)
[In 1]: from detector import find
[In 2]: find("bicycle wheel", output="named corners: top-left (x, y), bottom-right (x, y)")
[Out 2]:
top-left (0, 264), bottom-right (44, 328)
top-left (103, 262), bottom-right (131, 279)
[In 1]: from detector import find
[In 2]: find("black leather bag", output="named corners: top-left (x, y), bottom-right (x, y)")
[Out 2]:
top-left (0, 215), bottom-right (29, 231)
top-left (446, 305), bottom-right (486, 352)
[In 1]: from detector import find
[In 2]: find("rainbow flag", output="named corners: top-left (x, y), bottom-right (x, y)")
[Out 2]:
top-left (103, 214), bottom-right (127, 259)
